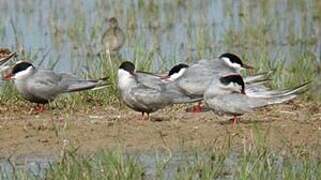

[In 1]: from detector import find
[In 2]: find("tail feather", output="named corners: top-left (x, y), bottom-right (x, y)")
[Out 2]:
top-left (90, 84), bottom-right (110, 91)
top-left (244, 71), bottom-right (273, 84)
top-left (65, 78), bottom-right (109, 92)
top-left (255, 82), bottom-right (310, 107)
top-left (247, 81), bottom-right (310, 98)
top-left (264, 94), bottom-right (297, 106)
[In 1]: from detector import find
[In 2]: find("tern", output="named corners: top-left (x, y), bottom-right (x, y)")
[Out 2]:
top-left (174, 53), bottom-right (254, 98)
top-left (4, 61), bottom-right (108, 112)
top-left (204, 74), bottom-right (309, 126)
top-left (172, 53), bottom-right (275, 112)
top-left (117, 61), bottom-right (200, 119)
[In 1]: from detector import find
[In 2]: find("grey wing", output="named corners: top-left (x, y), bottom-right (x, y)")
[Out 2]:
top-left (176, 63), bottom-right (214, 96)
top-left (59, 73), bottom-right (79, 80)
top-left (246, 81), bottom-right (309, 98)
top-left (206, 93), bottom-right (297, 115)
top-left (130, 87), bottom-right (170, 111)
top-left (135, 73), bottom-right (164, 91)
top-left (135, 73), bottom-right (202, 104)
top-left (206, 94), bottom-right (254, 115)
top-left (58, 73), bottom-right (102, 92)
top-left (176, 60), bottom-right (236, 96)
top-left (244, 71), bottom-right (273, 84)
top-left (245, 82), bottom-right (272, 97)
top-left (165, 86), bottom-right (203, 104)
top-left (27, 71), bottom-right (64, 100)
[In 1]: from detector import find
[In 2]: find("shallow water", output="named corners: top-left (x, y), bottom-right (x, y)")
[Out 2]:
top-left (0, 154), bottom-right (54, 179)
top-left (0, 0), bottom-right (320, 73)
top-left (0, 151), bottom-right (253, 179)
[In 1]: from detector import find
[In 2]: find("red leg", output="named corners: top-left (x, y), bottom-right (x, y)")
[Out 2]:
top-left (186, 102), bottom-right (204, 113)
top-left (140, 112), bottom-right (145, 120)
top-left (196, 102), bottom-right (203, 112)
top-left (232, 116), bottom-right (238, 128)
top-left (40, 104), bottom-right (45, 112)
top-left (34, 104), bottom-right (45, 113)
top-left (146, 113), bottom-right (150, 121)
top-left (141, 112), bottom-right (150, 121)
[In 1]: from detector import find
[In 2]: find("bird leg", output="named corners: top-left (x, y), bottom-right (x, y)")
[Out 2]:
top-left (231, 116), bottom-right (239, 128)
top-left (29, 104), bottom-right (46, 114)
top-left (35, 104), bottom-right (45, 113)
top-left (147, 113), bottom-right (150, 121)
top-left (140, 112), bottom-right (150, 121)
top-left (141, 112), bottom-right (145, 120)
top-left (185, 102), bottom-right (204, 113)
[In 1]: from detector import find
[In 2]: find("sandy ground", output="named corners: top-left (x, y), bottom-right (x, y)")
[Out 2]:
top-left (0, 100), bottom-right (321, 159)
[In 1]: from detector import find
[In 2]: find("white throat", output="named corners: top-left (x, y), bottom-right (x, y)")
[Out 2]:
top-left (117, 69), bottom-right (135, 90)
top-left (13, 66), bottom-right (34, 80)
top-left (168, 68), bottom-right (187, 81)
top-left (222, 57), bottom-right (242, 73)
top-left (219, 82), bottom-right (243, 94)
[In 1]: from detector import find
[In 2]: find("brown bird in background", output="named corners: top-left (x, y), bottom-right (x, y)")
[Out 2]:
top-left (102, 17), bottom-right (125, 55)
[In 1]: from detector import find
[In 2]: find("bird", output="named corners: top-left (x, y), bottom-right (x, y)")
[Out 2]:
top-left (0, 48), bottom-right (16, 60)
top-left (3, 61), bottom-right (108, 112)
top-left (102, 17), bottom-right (125, 55)
top-left (203, 74), bottom-right (309, 127)
top-left (0, 49), bottom-right (17, 72)
top-left (172, 53), bottom-right (275, 112)
top-left (174, 53), bottom-right (254, 99)
top-left (117, 61), bottom-right (201, 120)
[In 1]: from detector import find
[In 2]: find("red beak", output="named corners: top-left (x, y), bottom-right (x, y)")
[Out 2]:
top-left (243, 64), bottom-right (254, 69)
top-left (3, 73), bottom-right (12, 80)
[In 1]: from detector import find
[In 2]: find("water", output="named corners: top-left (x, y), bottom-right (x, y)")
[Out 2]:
top-left (0, 151), bottom-right (301, 179)
top-left (0, 0), bottom-right (320, 73)
top-left (0, 154), bottom-right (54, 179)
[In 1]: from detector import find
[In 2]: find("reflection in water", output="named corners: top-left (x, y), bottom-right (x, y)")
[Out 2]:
top-left (0, 0), bottom-right (319, 73)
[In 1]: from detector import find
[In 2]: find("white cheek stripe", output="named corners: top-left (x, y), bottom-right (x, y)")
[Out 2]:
top-left (220, 82), bottom-right (242, 93)
top-left (13, 66), bottom-right (34, 80)
top-left (222, 57), bottom-right (242, 71)
top-left (168, 68), bottom-right (186, 81)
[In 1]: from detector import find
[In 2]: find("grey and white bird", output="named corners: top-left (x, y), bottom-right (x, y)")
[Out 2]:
top-left (117, 61), bottom-right (200, 119)
top-left (204, 74), bottom-right (309, 126)
top-left (174, 53), bottom-right (255, 99)
top-left (3, 61), bottom-right (108, 112)
top-left (171, 53), bottom-right (277, 112)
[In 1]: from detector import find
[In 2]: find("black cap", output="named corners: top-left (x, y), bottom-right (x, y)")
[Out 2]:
top-left (11, 61), bottom-right (34, 75)
top-left (168, 63), bottom-right (189, 76)
top-left (219, 74), bottom-right (245, 94)
top-left (219, 53), bottom-right (243, 67)
top-left (119, 61), bottom-right (135, 73)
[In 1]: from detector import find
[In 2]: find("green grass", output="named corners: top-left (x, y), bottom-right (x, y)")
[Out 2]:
top-left (0, 0), bottom-right (320, 108)
top-left (2, 127), bottom-right (321, 180)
